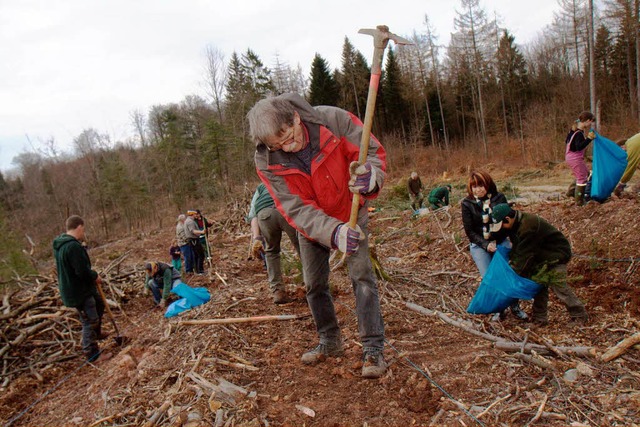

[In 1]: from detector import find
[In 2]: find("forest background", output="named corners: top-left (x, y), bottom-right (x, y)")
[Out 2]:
top-left (2, 0), bottom-right (639, 282)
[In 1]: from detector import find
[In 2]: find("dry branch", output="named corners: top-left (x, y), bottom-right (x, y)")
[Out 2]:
top-left (601, 332), bottom-right (640, 362)
top-left (495, 341), bottom-right (596, 358)
top-left (405, 301), bottom-right (501, 342)
top-left (179, 314), bottom-right (302, 326)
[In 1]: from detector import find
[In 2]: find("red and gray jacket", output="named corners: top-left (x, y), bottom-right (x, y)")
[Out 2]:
top-left (255, 93), bottom-right (386, 248)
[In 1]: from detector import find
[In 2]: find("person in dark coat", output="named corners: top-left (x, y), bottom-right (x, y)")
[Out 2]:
top-left (53, 215), bottom-right (104, 361)
top-left (460, 170), bottom-right (527, 321)
top-left (407, 171), bottom-right (424, 211)
top-left (428, 185), bottom-right (451, 210)
top-left (490, 204), bottom-right (588, 325)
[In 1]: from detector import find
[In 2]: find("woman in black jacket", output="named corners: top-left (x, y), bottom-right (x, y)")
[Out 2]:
top-left (461, 170), bottom-right (527, 321)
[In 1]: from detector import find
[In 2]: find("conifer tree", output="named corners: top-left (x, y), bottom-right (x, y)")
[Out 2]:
top-left (308, 54), bottom-right (340, 106)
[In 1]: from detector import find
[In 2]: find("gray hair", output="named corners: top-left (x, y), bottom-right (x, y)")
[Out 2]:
top-left (247, 97), bottom-right (296, 145)
top-left (177, 214), bottom-right (186, 222)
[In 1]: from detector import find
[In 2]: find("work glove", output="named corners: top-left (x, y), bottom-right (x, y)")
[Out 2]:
top-left (142, 285), bottom-right (150, 296)
top-left (158, 298), bottom-right (167, 309)
top-left (587, 129), bottom-right (596, 140)
top-left (251, 237), bottom-right (265, 259)
top-left (332, 223), bottom-right (364, 255)
top-left (348, 161), bottom-right (377, 195)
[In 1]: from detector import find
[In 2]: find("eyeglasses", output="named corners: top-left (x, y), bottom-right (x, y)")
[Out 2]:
top-left (265, 126), bottom-right (295, 152)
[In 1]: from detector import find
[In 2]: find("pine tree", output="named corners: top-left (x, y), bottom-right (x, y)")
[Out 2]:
top-left (308, 54), bottom-right (340, 106)
top-left (381, 48), bottom-right (408, 134)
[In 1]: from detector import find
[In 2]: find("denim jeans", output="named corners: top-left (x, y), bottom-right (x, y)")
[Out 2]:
top-left (148, 278), bottom-right (182, 304)
top-left (181, 244), bottom-right (193, 273)
top-left (257, 206), bottom-right (300, 293)
top-left (76, 295), bottom-right (104, 358)
top-left (299, 205), bottom-right (384, 353)
top-left (469, 240), bottom-right (512, 278)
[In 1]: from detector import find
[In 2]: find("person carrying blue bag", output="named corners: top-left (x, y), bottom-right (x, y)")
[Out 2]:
top-left (489, 204), bottom-right (588, 326)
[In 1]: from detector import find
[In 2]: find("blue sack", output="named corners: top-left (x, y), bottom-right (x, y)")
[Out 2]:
top-left (164, 283), bottom-right (211, 318)
top-left (591, 133), bottom-right (628, 201)
top-left (467, 246), bottom-right (543, 314)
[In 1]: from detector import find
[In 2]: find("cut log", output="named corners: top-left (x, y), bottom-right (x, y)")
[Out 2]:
top-left (601, 332), bottom-right (640, 362)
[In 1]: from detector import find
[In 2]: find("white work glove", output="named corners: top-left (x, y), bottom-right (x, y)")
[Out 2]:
top-left (142, 285), bottom-right (150, 296)
top-left (332, 223), bottom-right (364, 255)
top-left (348, 161), bottom-right (377, 195)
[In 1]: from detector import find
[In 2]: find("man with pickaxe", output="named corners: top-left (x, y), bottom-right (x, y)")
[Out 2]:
top-left (247, 25), bottom-right (408, 379)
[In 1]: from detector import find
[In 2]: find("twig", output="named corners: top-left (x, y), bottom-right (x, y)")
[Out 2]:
top-left (223, 297), bottom-right (257, 313)
top-left (202, 357), bottom-right (258, 371)
top-left (215, 271), bottom-right (229, 287)
top-left (477, 393), bottom-right (511, 419)
top-left (143, 400), bottom-right (172, 427)
top-left (524, 394), bottom-right (547, 426)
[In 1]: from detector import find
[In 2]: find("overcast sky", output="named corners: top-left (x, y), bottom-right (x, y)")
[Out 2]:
top-left (0, 0), bottom-right (558, 173)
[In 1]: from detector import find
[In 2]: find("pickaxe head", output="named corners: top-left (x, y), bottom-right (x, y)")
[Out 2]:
top-left (358, 25), bottom-right (412, 50)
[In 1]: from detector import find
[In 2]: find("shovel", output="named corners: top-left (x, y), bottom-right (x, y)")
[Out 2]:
top-left (96, 279), bottom-right (125, 346)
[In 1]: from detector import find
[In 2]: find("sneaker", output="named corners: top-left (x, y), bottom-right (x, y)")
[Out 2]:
top-left (510, 304), bottom-right (529, 321)
top-left (273, 289), bottom-right (290, 304)
top-left (301, 342), bottom-right (344, 365)
top-left (361, 351), bottom-right (387, 379)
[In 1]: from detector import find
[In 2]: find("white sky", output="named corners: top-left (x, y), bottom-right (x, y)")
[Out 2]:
top-left (0, 0), bottom-right (558, 173)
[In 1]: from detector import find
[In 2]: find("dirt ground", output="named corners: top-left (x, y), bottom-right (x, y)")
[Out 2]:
top-left (2, 167), bottom-right (639, 427)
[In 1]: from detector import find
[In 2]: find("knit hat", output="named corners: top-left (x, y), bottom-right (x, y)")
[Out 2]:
top-left (489, 203), bottom-right (513, 232)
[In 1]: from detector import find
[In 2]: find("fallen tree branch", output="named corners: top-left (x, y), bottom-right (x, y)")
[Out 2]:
top-left (405, 301), bottom-right (501, 342)
top-left (601, 332), bottom-right (640, 362)
top-left (495, 341), bottom-right (596, 358)
top-left (179, 314), bottom-right (303, 326)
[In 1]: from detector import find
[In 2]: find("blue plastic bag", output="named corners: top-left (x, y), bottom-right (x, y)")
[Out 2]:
top-left (467, 246), bottom-right (543, 314)
top-left (591, 133), bottom-right (628, 201)
top-left (164, 283), bottom-right (211, 318)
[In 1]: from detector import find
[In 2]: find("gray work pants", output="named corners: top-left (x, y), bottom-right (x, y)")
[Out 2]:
top-left (257, 207), bottom-right (300, 293)
top-left (76, 294), bottom-right (104, 359)
top-left (532, 264), bottom-right (587, 322)
top-left (299, 206), bottom-right (385, 353)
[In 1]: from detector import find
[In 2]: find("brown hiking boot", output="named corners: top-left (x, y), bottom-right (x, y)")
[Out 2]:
top-left (272, 289), bottom-right (290, 304)
top-left (361, 351), bottom-right (387, 379)
top-left (301, 342), bottom-right (344, 365)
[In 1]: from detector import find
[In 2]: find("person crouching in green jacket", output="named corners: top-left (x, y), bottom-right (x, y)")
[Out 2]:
top-left (489, 204), bottom-right (588, 325)
top-left (53, 215), bottom-right (104, 361)
top-left (144, 261), bottom-right (183, 308)
top-left (428, 185), bottom-right (452, 210)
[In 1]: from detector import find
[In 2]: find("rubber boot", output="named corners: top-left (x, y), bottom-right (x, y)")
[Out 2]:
top-left (574, 184), bottom-right (586, 206)
top-left (566, 181), bottom-right (576, 198)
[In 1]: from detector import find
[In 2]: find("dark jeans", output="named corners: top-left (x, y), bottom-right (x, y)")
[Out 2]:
top-left (192, 240), bottom-right (205, 273)
top-left (76, 295), bottom-right (104, 359)
top-left (181, 244), bottom-right (193, 273)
